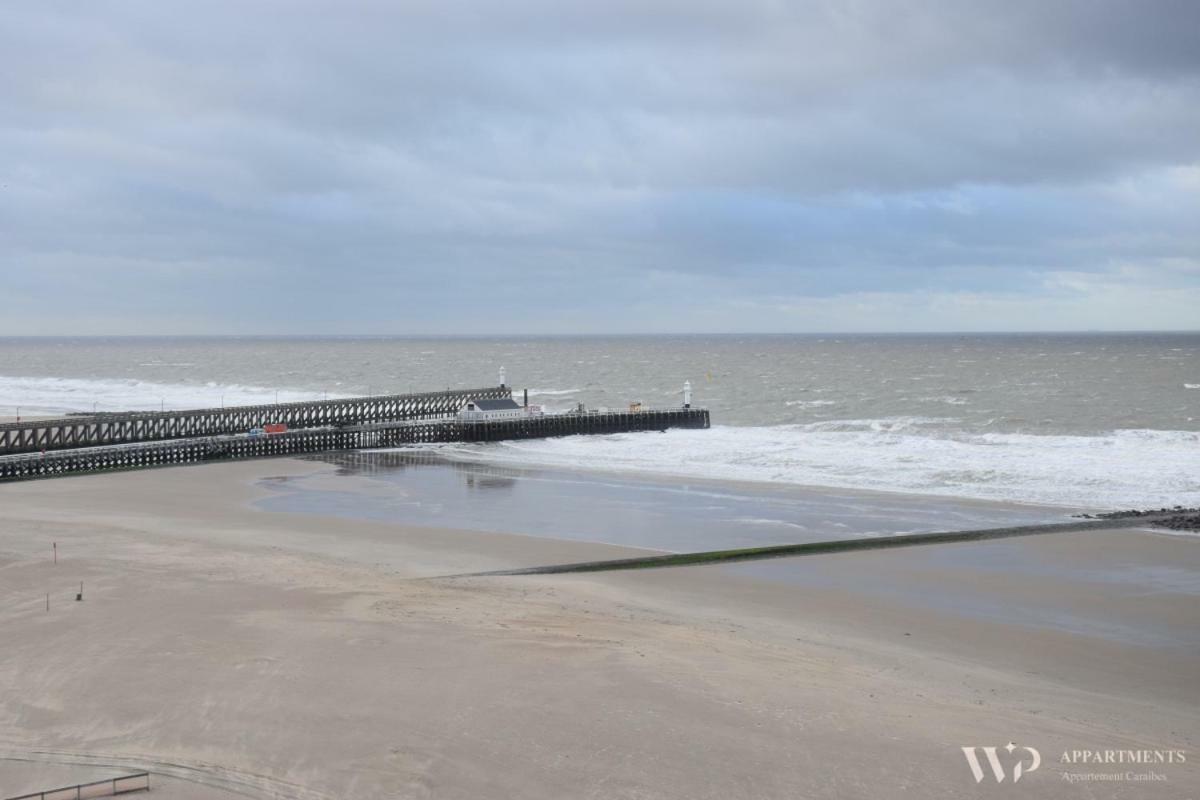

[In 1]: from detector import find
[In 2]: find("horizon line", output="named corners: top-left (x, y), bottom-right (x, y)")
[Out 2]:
top-left (0, 329), bottom-right (1198, 340)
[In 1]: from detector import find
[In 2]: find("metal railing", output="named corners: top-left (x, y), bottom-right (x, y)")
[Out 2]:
top-left (5, 771), bottom-right (149, 800)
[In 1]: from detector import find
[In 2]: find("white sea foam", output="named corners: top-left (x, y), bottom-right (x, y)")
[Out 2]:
top-left (784, 399), bottom-right (837, 408)
top-left (527, 388), bottom-right (583, 397)
top-left (1185, 383), bottom-right (1200, 389)
top-left (920, 395), bottom-right (969, 405)
top-left (436, 422), bottom-right (1200, 510)
top-left (732, 517), bottom-right (809, 529)
top-left (0, 375), bottom-right (343, 416)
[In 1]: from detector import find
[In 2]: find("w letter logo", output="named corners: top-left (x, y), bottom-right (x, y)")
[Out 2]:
top-left (961, 743), bottom-right (1041, 783)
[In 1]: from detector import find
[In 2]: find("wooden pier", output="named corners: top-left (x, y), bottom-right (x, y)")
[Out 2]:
top-left (0, 405), bottom-right (710, 484)
top-left (0, 386), bottom-right (508, 457)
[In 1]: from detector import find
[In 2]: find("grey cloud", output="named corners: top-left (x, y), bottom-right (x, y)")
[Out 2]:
top-left (1, 1), bottom-right (1198, 333)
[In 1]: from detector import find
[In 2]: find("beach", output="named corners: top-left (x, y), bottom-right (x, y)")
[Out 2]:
top-left (2, 458), bottom-right (1196, 799)
top-left (5, 0), bottom-right (1199, 791)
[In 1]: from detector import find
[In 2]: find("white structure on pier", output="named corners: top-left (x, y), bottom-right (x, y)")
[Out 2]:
top-left (458, 397), bottom-right (524, 421)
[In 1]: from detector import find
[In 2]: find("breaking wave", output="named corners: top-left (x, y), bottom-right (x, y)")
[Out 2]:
top-left (528, 388), bottom-right (584, 396)
top-left (434, 421), bottom-right (1200, 510)
top-left (0, 375), bottom-right (346, 416)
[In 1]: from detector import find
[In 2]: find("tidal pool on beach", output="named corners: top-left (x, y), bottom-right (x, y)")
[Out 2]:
top-left (255, 449), bottom-right (1062, 552)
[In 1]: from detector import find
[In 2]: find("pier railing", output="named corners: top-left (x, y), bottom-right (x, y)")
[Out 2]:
top-left (0, 386), bottom-right (509, 456)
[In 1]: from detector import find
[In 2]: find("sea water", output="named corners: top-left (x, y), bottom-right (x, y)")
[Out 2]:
top-left (1, 332), bottom-right (1197, 509)
top-left (5, 333), bottom-right (1198, 645)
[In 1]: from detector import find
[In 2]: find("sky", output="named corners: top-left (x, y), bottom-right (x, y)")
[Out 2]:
top-left (2, 1), bottom-right (1198, 334)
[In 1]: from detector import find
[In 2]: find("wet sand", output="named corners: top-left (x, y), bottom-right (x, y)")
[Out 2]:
top-left (1, 459), bottom-right (1197, 799)
top-left (258, 450), bottom-right (1069, 552)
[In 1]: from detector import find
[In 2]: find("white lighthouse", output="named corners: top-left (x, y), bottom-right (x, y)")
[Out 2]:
top-left (683, 380), bottom-right (692, 409)
top-left (499, 366), bottom-right (507, 389)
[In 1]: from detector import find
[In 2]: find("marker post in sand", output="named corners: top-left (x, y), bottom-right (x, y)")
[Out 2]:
top-left (53, 541), bottom-right (56, 564)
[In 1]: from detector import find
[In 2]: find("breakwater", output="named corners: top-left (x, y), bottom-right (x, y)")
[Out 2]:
top-left (443, 510), bottom-right (1199, 578)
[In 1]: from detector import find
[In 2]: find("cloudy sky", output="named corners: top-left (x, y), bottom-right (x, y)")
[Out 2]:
top-left (2, 1), bottom-right (1198, 334)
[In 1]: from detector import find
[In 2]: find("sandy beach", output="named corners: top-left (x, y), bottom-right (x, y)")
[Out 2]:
top-left (2, 459), bottom-right (1197, 799)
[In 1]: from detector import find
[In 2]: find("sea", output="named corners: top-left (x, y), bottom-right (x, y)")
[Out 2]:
top-left (7, 333), bottom-right (1200, 645)
top-left (1, 333), bottom-right (1198, 511)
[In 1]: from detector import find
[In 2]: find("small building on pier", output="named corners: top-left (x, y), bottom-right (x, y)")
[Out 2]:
top-left (458, 397), bottom-right (527, 422)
